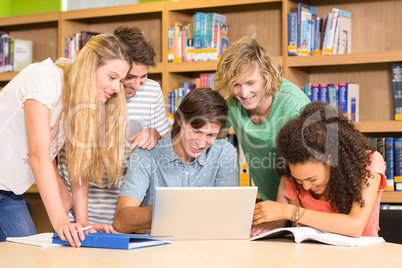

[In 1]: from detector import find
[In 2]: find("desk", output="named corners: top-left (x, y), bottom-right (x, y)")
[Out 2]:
top-left (1, 238), bottom-right (402, 268)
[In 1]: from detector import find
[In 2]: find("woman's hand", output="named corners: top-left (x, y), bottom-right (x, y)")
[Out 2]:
top-left (251, 221), bottom-right (285, 237)
top-left (253, 200), bottom-right (292, 226)
top-left (55, 222), bottom-right (91, 247)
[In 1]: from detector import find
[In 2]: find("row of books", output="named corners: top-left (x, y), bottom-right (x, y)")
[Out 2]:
top-left (167, 73), bottom-right (215, 119)
top-left (168, 12), bottom-right (229, 63)
top-left (371, 137), bottom-right (402, 191)
top-left (0, 31), bottom-right (33, 73)
top-left (63, 31), bottom-right (99, 61)
top-left (288, 3), bottom-right (351, 56)
top-left (301, 82), bottom-right (360, 122)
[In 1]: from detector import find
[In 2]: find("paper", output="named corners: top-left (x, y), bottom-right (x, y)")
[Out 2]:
top-left (6, 233), bottom-right (62, 247)
top-left (250, 227), bottom-right (385, 247)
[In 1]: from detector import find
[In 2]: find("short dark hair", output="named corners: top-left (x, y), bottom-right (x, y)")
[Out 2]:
top-left (114, 25), bottom-right (156, 67)
top-left (172, 88), bottom-right (228, 138)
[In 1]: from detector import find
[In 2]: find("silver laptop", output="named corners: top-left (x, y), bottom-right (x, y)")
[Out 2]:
top-left (151, 187), bottom-right (258, 240)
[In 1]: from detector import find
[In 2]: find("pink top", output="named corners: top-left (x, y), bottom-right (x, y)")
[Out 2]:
top-left (285, 151), bottom-right (386, 237)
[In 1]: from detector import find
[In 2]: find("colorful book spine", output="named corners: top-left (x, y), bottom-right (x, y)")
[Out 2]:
top-left (391, 63), bottom-right (402, 120)
top-left (311, 83), bottom-right (320, 101)
top-left (394, 138), bottom-right (402, 190)
top-left (328, 84), bottom-right (338, 108)
top-left (386, 138), bottom-right (395, 191)
top-left (287, 12), bottom-right (298, 56)
top-left (319, 83), bottom-right (329, 103)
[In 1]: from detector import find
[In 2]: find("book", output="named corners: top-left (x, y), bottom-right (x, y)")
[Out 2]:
top-left (297, 3), bottom-right (316, 56)
top-left (287, 12), bottom-right (298, 56)
top-left (7, 233), bottom-right (63, 247)
top-left (300, 9), bottom-right (312, 56)
top-left (391, 63), bottom-right (402, 120)
top-left (338, 82), bottom-right (359, 122)
top-left (335, 15), bottom-right (351, 54)
top-left (250, 227), bottom-right (385, 247)
top-left (12, 38), bottom-right (33, 71)
top-left (385, 137), bottom-right (395, 191)
top-left (394, 138), bottom-right (402, 190)
top-left (52, 232), bottom-right (171, 250)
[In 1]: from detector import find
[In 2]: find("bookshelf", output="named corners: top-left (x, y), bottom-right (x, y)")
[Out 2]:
top-left (0, 0), bottom-right (402, 229)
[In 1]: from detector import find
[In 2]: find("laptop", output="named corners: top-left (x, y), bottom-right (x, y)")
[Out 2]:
top-left (150, 187), bottom-right (258, 240)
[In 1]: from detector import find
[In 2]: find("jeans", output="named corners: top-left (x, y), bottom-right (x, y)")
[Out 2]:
top-left (0, 190), bottom-right (37, 242)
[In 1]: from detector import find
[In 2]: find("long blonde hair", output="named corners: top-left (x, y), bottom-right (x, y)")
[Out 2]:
top-left (214, 36), bottom-right (282, 101)
top-left (59, 34), bottom-right (132, 186)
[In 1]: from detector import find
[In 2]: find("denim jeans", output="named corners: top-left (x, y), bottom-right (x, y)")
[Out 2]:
top-left (0, 190), bottom-right (37, 242)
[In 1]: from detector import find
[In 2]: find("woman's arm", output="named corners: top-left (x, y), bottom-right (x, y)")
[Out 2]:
top-left (24, 100), bottom-right (85, 246)
top-left (251, 177), bottom-right (288, 237)
top-left (253, 174), bottom-right (382, 237)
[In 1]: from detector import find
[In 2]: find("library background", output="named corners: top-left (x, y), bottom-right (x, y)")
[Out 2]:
top-left (1, 0), bottom-right (402, 243)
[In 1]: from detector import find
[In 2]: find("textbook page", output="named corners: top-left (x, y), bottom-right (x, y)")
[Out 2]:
top-left (250, 227), bottom-right (385, 247)
top-left (6, 233), bottom-right (62, 247)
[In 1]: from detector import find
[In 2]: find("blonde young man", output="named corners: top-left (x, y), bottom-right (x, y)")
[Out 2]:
top-left (214, 36), bottom-right (310, 204)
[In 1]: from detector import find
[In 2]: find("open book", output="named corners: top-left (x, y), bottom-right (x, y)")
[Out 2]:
top-left (250, 227), bottom-right (385, 247)
top-left (7, 232), bottom-right (171, 250)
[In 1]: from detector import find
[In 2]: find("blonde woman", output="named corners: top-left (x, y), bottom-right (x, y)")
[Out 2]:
top-left (0, 34), bottom-right (132, 247)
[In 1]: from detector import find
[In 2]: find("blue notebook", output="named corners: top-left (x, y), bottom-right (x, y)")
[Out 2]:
top-left (52, 232), bottom-right (171, 250)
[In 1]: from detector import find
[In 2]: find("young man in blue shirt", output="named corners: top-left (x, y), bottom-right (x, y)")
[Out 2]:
top-left (114, 88), bottom-right (239, 234)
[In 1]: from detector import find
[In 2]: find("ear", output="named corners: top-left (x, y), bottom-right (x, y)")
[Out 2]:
top-left (326, 154), bottom-right (332, 166)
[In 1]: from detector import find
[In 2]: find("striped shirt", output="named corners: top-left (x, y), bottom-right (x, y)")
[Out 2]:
top-left (58, 79), bottom-right (170, 225)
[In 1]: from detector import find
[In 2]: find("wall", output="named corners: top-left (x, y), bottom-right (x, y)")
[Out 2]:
top-left (2, 0), bottom-right (61, 17)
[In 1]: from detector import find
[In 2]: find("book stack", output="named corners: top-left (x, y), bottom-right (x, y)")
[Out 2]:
top-left (371, 137), bottom-right (402, 191)
top-left (288, 3), bottom-right (352, 56)
top-left (168, 12), bottom-right (229, 63)
top-left (301, 82), bottom-right (359, 122)
top-left (0, 31), bottom-right (33, 73)
top-left (64, 31), bottom-right (100, 61)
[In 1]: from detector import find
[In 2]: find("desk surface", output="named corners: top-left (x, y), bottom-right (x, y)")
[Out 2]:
top-left (1, 238), bottom-right (402, 268)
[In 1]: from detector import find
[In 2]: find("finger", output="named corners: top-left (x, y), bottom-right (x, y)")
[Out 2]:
top-left (64, 229), bottom-right (76, 247)
top-left (70, 226), bottom-right (82, 247)
top-left (130, 140), bottom-right (139, 150)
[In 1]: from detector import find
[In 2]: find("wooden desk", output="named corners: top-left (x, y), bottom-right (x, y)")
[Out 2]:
top-left (1, 238), bottom-right (401, 267)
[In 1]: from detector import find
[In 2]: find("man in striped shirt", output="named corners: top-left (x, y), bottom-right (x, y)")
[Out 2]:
top-left (57, 26), bottom-right (170, 227)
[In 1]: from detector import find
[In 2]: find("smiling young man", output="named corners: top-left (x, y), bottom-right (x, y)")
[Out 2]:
top-left (214, 36), bottom-right (310, 204)
top-left (57, 26), bottom-right (170, 227)
top-left (114, 88), bottom-right (239, 234)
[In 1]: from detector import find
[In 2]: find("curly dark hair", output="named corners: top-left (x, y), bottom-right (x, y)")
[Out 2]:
top-left (114, 25), bottom-right (156, 67)
top-left (276, 102), bottom-right (375, 214)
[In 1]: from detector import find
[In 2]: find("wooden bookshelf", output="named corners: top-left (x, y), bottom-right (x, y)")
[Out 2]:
top-left (2, 0), bottom-right (402, 229)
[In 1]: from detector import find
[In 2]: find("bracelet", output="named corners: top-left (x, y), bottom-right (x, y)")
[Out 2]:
top-left (291, 203), bottom-right (305, 227)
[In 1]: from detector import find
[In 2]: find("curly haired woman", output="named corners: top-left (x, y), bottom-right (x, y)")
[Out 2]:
top-left (252, 102), bottom-right (386, 237)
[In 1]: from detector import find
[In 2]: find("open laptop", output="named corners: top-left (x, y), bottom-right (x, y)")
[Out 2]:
top-left (150, 187), bottom-right (258, 240)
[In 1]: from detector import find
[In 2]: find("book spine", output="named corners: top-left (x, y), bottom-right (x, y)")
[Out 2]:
top-left (394, 138), bottom-right (402, 190)
top-left (319, 83), bottom-right (328, 103)
top-left (391, 63), bottom-right (402, 120)
top-left (287, 12), bottom-right (298, 56)
top-left (386, 138), bottom-right (395, 191)
top-left (338, 82), bottom-right (347, 115)
top-left (327, 83), bottom-right (338, 108)
top-left (311, 83), bottom-right (320, 101)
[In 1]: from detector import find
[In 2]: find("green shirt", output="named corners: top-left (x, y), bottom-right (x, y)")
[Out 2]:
top-left (227, 79), bottom-right (310, 201)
